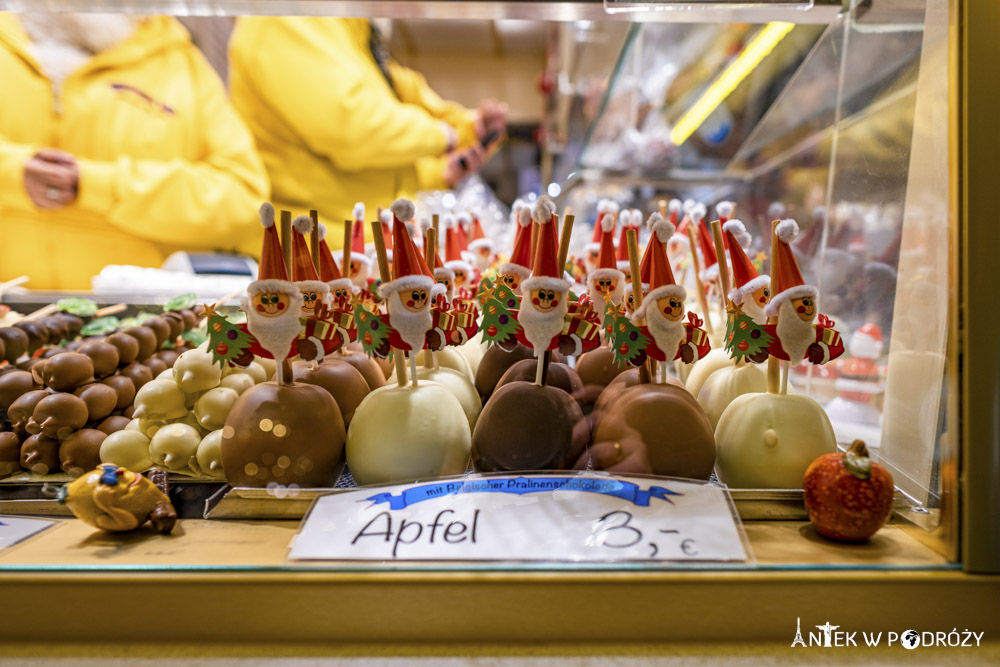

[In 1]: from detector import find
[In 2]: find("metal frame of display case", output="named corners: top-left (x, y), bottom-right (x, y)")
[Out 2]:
top-left (0, 0), bottom-right (996, 649)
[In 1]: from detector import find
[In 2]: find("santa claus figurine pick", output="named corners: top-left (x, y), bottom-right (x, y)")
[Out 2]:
top-left (519, 198), bottom-right (571, 356)
top-left (316, 222), bottom-right (359, 303)
top-left (444, 214), bottom-right (475, 294)
top-left (616, 209), bottom-right (642, 275)
top-left (765, 219), bottom-right (833, 364)
top-left (289, 215), bottom-right (331, 317)
top-left (467, 211), bottom-right (494, 273)
top-left (587, 204), bottom-right (625, 307)
top-left (430, 216), bottom-right (455, 302)
top-left (496, 204), bottom-right (533, 296)
top-left (723, 219), bottom-right (769, 325)
top-left (584, 199), bottom-right (619, 275)
top-left (243, 203), bottom-right (303, 384)
top-left (380, 208), bottom-right (394, 273)
top-left (342, 202), bottom-right (372, 291)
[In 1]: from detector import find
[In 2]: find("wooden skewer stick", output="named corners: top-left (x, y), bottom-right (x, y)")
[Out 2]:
top-left (22, 303), bottom-right (59, 321)
top-left (0, 275), bottom-right (28, 301)
top-left (627, 229), bottom-right (651, 385)
top-left (657, 200), bottom-right (668, 219)
top-left (686, 225), bottom-right (714, 336)
top-left (557, 214), bottom-right (575, 275)
top-left (280, 210), bottom-right (292, 280)
top-left (711, 219), bottom-right (741, 367)
top-left (530, 220), bottom-right (541, 265)
top-left (767, 220), bottom-right (781, 394)
top-left (371, 220), bottom-right (407, 388)
top-left (94, 303), bottom-right (127, 318)
top-left (425, 227), bottom-right (440, 372)
top-left (342, 220), bottom-right (352, 278)
top-left (309, 210), bottom-right (321, 273)
top-left (432, 213), bottom-right (440, 245)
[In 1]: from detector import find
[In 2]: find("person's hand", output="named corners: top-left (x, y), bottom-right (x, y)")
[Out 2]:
top-left (443, 143), bottom-right (486, 187)
top-left (24, 149), bottom-right (79, 210)
top-left (439, 121), bottom-right (458, 154)
top-left (474, 99), bottom-right (508, 146)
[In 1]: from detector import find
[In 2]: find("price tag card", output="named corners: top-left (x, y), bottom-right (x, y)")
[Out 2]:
top-left (289, 473), bottom-right (750, 564)
top-left (0, 515), bottom-right (58, 552)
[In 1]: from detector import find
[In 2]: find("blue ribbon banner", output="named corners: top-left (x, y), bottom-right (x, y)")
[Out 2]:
top-left (366, 476), bottom-right (683, 510)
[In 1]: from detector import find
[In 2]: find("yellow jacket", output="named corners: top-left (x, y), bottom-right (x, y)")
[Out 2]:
top-left (229, 18), bottom-right (477, 246)
top-left (0, 15), bottom-right (269, 290)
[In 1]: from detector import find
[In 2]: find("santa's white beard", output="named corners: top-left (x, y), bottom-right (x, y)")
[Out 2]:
top-left (474, 254), bottom-right (491, 273)
top-left (646, 308), bottom-right (686, 362)
top-left (518, 299), bottom-right (568, 356)
top-left (776, 300), bottom-right (816, 363)
top-left (351, 264), bottom-right (370, 290)
top-left (740, 298), bottom-right (767, 325)
top-left (587, 279), bottom-right (625, 308)
top-left (386, 291), bottom-right (432, 352)
top-left (243, 298), bottom-right (303, 363)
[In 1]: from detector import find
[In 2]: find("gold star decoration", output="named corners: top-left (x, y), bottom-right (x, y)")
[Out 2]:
top-left (201, 303), bottom-right (218, 321)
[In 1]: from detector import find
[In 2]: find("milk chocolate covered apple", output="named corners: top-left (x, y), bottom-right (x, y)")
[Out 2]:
top-left (99, 429), bottom-right (153, 472)
top-left (0, 326), bottom-right (28, 363)
top-left (496, 358), bottom-right (583, 397)
top-left (336, 352), bottom-right (386, 392)
top-left (593, 383), bottom-right (715, 479)
top-left (59, 428), bottom-right (107, 476)
top-left (37, 316), bottom-right (68, 343)
top-left (0, 431), bottom-right (22, 476)
top-left (575, 346), bottom-right (630, 391)
top-left (472, 381), bottom-right (589, 472)
top-left (144, 356), bottom-right (168, 378)
top-left (20, 433), bottom-right (60, 474)
top-left (27, 393), bottom-right (89, 439)
top-left (593, 368), bottom-right (684, 414)
top-left (474, 343), bottom-right (541, 402)
top-left (292, 360), bottom-right (369, 428)
top-left (0, 370), bottom-right (37, 410)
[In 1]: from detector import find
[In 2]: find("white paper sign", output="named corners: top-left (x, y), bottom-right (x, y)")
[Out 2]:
top-left (289, 474), bottom-right (749, 563)
top-left (0, 515), bottom-right (57, 551)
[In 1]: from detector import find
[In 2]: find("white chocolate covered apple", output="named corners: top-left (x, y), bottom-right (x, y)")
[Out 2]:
top-left (697, 363), bottom-right (768, 430)
top-left (684, 348), bottom-right (733, 398)
top-left (415, 367), bottom-right (482, 429)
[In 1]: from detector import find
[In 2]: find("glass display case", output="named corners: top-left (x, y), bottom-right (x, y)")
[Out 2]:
top-left (0, 0), bottom-right (997, 649)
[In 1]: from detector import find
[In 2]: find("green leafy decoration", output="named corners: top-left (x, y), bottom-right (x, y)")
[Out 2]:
top-left (56, 298), bottom-right (97, 318)
top-left (163, 293), bottom-right (197, 312)
top-left (81, 316), bottom-right (120, 337)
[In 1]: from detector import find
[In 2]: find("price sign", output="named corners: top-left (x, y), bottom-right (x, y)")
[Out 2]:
top-left (289, 474), bottom-right (749, 563)
top-left (0, 516), bottom-right (57, 552)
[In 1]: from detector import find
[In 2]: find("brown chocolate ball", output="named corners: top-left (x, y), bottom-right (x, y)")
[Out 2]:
top-left (592, 383), bottom-right (715, 480)
top-left (75, 382), bottom-right (118, 422)
top-left (0, 326), bottom-right (28, 363)
top-left (38, 316), bottom-right (68, 343)
top-left (77, 341), bottom-right (120, 379)
top-left (474, 343), bottom-right (534, 402)
top-left (221, 382), bottom-right (346, 488)
top-left (179, 309), bottom-right (198, 330)
top-left (122, 404), bottom-right (135, 418)
top-left (105, 332), bottom-right (139, 367)
top-left (20, 433), bottom-right (60, 475)
top-left (330, 352), bottom-right (386, 391)
top-left (7, 389), bottom-right (51, 432)
top-left (58, 428), bottom-right (107, 477)
top-left (496, 359), bottom-right (583, 399)
top-left (101, 375), bottom-right (136, 411)
top-left (593, 368), bottom-right (685, 415)
top-left (41, 352), bottom-right (95, 392)
top-left (576, 346), bottom-right (630, 390)
top-left (144, 356), bottom-right (168, 377)
top-left (120, 362), bottom-right (153, 391)
top-left (161, 313), bottom-right (185, 340)
top-left (0, 370), bottom-right (37, 410)
top-left (142, 317), bottom-right (171, 349)
top-left (27, 393), bottom-right (89, 440)
top-left (0, 335), bottom-right (4, 362)
top-left (472, 381), bottom-right (590, 472)
top-left (41, 347), bottom-right (68, 359)
top-left (0, 431), bottom-right (21, 476)
top-left (96, 415), bottom-right (131, 435)
top-left (124, 326), bottom-right (157, 361)
top-left (16, 357), bottom-right (43, 372)
top-left (55, 312), bottom-right (84, 338)
top-left (292, 359), bottom-right (370, 428)
top-left (13, 320), bottom-right (49, 353)
top-left (156, 348), bottom-right (181, 368)
top-left (64, 339), bottom-right (84, 351)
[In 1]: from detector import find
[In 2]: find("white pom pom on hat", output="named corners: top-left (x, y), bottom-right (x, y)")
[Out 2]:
top-left (646, 212), bottom-right (664, 231)
top-left (390, 198), bottom-right (415, 222)
top-left (456, 211), bottom-right (472, 225)
top-left (533, 198), bottom-right (556, 223)
top-left (353, 202), bottom-right (365, 220)
top-left (517, 207), bottom-right (532, 227)
top-left (723, 219), bottom-right (752, 249)
top-left (291, 214), bottom-right (313, 235)
top-left (691, 203), bottom-right (706, 222)
top-left (668, 199), bottom-right (682, 213)
top-left (442, 213), bottom-right (456, 229)
top-left (601, 211), bottom-right (615, 233)
top-left (716, 201), bottom-right (735, 218)
top-left (767, 202), bottom-right (786, 219)
top-left (380, 209), bottom-right (392, 224)
top-left (317, 223), bottom-right (327, 241)
top-left (651, 218), bottom-right (676, 244)
top-left (776, 219), bottom-right (800, 244)
top-left (259, 202), bottom-right (275, 228)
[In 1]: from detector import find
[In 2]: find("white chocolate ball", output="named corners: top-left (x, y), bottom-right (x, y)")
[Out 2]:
top-left (219, 372), bottom-right (256, 395)
top-left (156, 368), bottom-right (175, 381)
top-left (715, 392), bottom-right (836, 489)
top-left (149, 422), bottom-right (202, 471)
top-left (347, 383), bottom-right (471, 486)
top-left (196, 429), bottom-right (226, 479)
top-left (136, 418), bottom-right (167, 439)
top-left (124, 418), bottom-right (142, 432)
top-left (684, 349), bottom-right (733, 398)
top-left (172, 347), bottom-right (222, 393)
top-left (132, 378), bottom-right (188, 420)
top-left (99, 430), bottom-right (153, 472)
top-left (413, 347), bottom-right (473, 380)
top-left (455, 336), bottom-right (487, 378)
top-left (697, 363), bottom-right (768, 430)
top-left (415, 367), bottom-right (482, 430)
top-left (253, 357), bottom-right (276, 381)
top-left (194, 387), bottom-right (240, 431)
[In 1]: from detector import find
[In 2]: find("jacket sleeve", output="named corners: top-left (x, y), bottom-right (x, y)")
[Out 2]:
top-left (0, 135), bottom-right (39, 213)
top-left (389, 61), bottom-right (478, 149)
top-left (232, 19), bottom-right (450, 173)
top-left (73, 53), bottom-right (269, 251)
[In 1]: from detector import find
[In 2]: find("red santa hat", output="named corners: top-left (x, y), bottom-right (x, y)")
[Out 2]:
top-left (249, 202), bottom-right (296, 296)
top-left (378, 199), bottom-right (444, 299)
top-left (585, 199), bottom-right (619, 255)
top-left (444, 215), bottom-right (473, 275)
top-left (589, 206), bottom-right (622, 283)
top-left (632, 214), bottom-right (683, 320)
top-left (430, 220), bottom-right (454, 285)
top-left (849, 323), bottom-right (883, 359)
top-left (615, 209), bottom-right (642, 272)
top-left (378, 209), bottom-right (394, 261)
top-left (667, 198), bottom-right (683, 224)
top-left (764, 219), bottom-right (818, 317)
top-left (498, 205), bottom-right (534, 279)
top-left (455, 212), bottom-right (472, 249)
top-left (691, 204), bottom-right (723, 282)
top-left (349, 202), bottom-right (371, 267)
top-left (521, 199), bottom-right (571, 294)
top-left (467, 213), bottom-right (493, 253)
top-left (289, 215), bottom-right (331, 297)
top-left (624, 213), bottom-right (659, 298)
top-left (723, 220), bottom-right (768, 305)
top-left (316, 223), bottom-right (357, 295)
